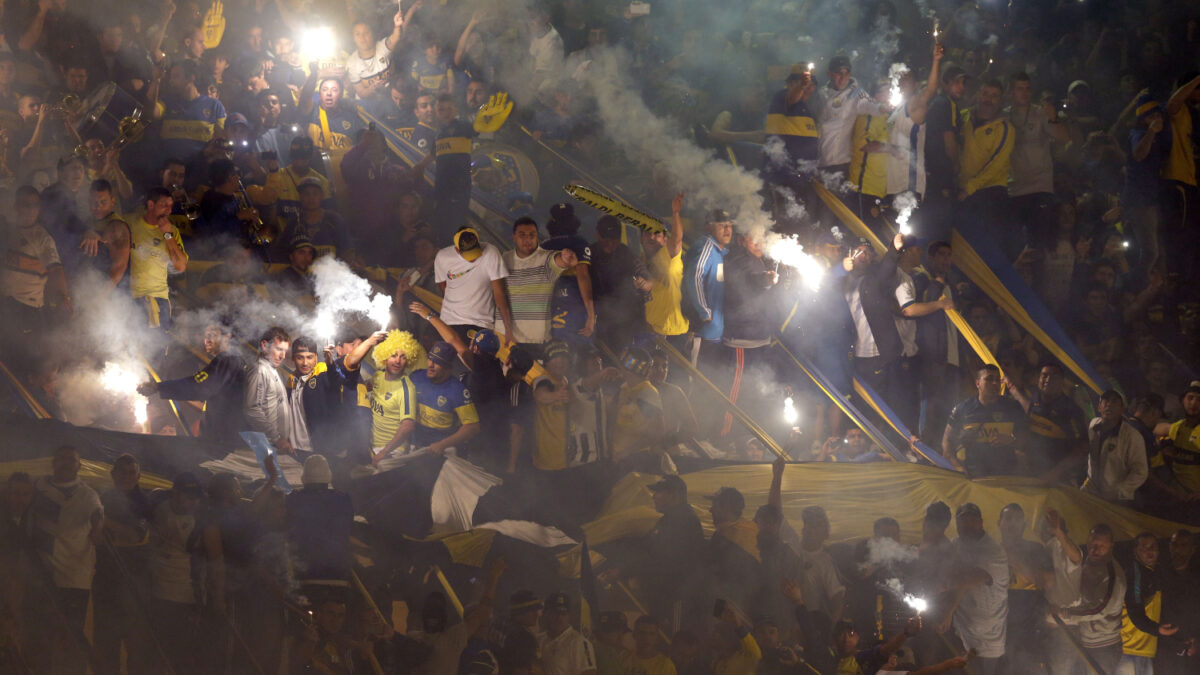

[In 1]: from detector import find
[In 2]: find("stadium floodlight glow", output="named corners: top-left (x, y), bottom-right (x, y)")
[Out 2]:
top-left (301, 26), bottom-right (337, 62)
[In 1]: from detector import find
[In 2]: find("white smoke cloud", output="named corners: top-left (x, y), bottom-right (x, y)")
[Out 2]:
top-left (310, 257), bottom-right (393, 344)
top-left (893, 191), bottom-right (919, 235)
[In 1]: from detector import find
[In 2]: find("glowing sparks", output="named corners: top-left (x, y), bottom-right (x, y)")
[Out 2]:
top-left (300, 26), bottom-right (337, 62)
top-left (893, 191), bottom-right (919, 236)
top-left (807, 62), bottom-right (815, 72)
top-left (783, 396), bottom-right (799, 426)
top-left (933, 19), bottom-right (939, 40)
top-left (888, 63), bottom-right (909, 109)
top-left (100, 362), bottom-right (149, 428)
top-left (768, 235), bottom-right (825, 292)
top-left (904, 594), bottom-right (928, 613)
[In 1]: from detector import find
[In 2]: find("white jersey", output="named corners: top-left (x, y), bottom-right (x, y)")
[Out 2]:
top-left (817, 79), bottom-right (883, 168)
top-left (886, 103), bottom-right (927, 198)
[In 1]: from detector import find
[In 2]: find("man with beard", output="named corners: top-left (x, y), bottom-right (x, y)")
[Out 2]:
top-left (1046, 513), bottom-right (1126, 675)
top-left (941, 503), bottom-right (1009, 675)
top-left (1166, 384), bottom-right (1200, 502)
top-left (1117, 532), bottom-right (1180, 675)
top-left (140, 318), bottom-right (247, 447)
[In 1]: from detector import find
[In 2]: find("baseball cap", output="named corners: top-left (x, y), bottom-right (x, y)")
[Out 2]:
top-left (290, 136), bottom-right (315, 157)
top-left (956, 503), bottom-right (982, 519)
top-left (1135, 93), bottom-right (1162, 119)
top-left (1068, 79), bottom-right (1090, 94)
top-left (172, 472), bottom-right (204, 498)
top-left (706, 486), bottom-right (745, 514)
top-left (509, 590), bottom-right (542, 615)
top-left (428, 341), bottom-right (457, 367)
top-left (786, 63), bottom-right (813, 81)
top-left (301, 454), bottom-right (332, 485)
top-left (470, 329), bottom-right (501, 357)
top-left (941, 65), bottom-right (968, 83)
top-left (597, 215), bottom-right (622, 239)
top-left (227, 112), bottom-right (250, 129)
top-left (290, 236), bottom-right (316, 253)
top-left (1181, 383), bottom-right (1200, 401)
top-left (827, 55), bottom-right (852, 73)
top-left (297, 176), bottom-right (324, 193)
top-left (648, 474), bottom-right (687, 495)
top-left (543, 340), bottom-right (570, 363)
top-left (549, 202), bottom-right (575, 222)
top-left (709, 208), bottom-right (734, 224)
top-left (598, 611), bottom-right (630, 633)
top-left (817, 228), bottom-right (845, 247)
top-left (454, 227), bottom-right (483, 262)
top-left (545, 592), bottom-right (570, 614)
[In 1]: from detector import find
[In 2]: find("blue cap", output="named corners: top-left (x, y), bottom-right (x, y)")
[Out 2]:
top-left (428, 341), bottom-right (457, 366)
top-left (1135, 93), bottom-right (1162, 119)
top-left (470, 329), bottom-right (500, 356)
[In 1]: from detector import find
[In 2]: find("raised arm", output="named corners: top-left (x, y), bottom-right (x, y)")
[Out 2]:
top-left (1167, 74), bottom-right (1200, 116)
top-left (668, 192), bottom-right (685, 257)
top-left (344, 330), bottom-right (387, 371)
top-left (909, 43), bottom-right (944, 125)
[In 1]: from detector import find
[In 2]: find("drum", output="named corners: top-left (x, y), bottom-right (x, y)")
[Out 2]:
top-left (74, 82), bottom-right (142, 142)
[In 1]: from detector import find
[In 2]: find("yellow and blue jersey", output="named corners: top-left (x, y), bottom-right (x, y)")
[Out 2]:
top-left (410, 370), bottom-right (479, 447)
top-left (849, 112), bottom-right (889, 198)
top-left (368, 372), bottom-right (418, 449)
top-left (764, 88), bottom-right (818, 166)
top-left (1167, 419), bottom-right (1200, 493)
top-left (308, 104), bottom-right (364, 152)
top-left (160, 95), bottom-right (226, 159)
top-left (959, 114), bottom-right (1014, 196)
top-left (435, 118), bottom-right (476, 193)
top-left (410, 56), bottom-right (454, 93)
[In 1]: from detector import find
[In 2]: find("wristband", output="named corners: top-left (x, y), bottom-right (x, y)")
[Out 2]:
top-left (426, 311), bottom-right (438, 320)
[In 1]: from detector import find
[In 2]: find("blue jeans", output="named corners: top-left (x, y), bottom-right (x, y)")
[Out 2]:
top-left (1116, 654), bottom-right (1154, 675)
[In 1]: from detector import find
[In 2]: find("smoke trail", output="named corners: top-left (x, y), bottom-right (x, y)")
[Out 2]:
top-left (893, 191), bottom-right (919, 235)
top-left (309, 256), bottom-right (393, 344)
top-left (864, 536), bottom-right (919, 569)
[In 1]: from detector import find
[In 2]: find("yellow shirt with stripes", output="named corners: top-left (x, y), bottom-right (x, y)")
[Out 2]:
top-left (1167, 419), bottom-right (1200, 492)
top-left (1121, 589), bottom-right (1161, 658)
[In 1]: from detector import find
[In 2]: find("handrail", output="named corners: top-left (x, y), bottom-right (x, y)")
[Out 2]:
top-left (597, 337), bottom-right (791, 460)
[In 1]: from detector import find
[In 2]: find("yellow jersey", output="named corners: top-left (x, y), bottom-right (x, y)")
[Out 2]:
top-left (959, 114), bottom-right (1014, 196)
top-left (1121, 589), bottom-right (1161, 658)
top-left (633, 653), bottom-right (678, 675)
top-left (1167, 419), bottom-right (1200, 492)
top-left (644, 247), bottom-right (689, 336)
top-left (1163, 105), bottom-right (1196, 186)
top-left (849, 113), bottom-right (890, 199)
top-left (368, 372), bottom-right (418, 449)
top-left (129, 216), bottom-right (186, 300)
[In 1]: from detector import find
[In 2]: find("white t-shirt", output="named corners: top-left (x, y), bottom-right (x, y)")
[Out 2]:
top-left (435, 243), bottom-right (508, 328)
top-left (2, 224), bottom-right (60, 308)
top-left (794, 545), bottom-right (846, 619)
top-left (345, 38), bottom-right (391, 84)
top-left (894, 269), bottom-right (918, 357)
top-left (150, 499), bottom-right (198, 604)
top-left (409, 623), bottom-right (469, 675)
top-left (529, 27), bottom-right (564, 80)
top-left (541, 626), bottom-right (597, 675)
top-left (498, 248), bottom-right (563, 343)
top-left (32, 477), bottom-right (102, 590)
top-left (1007, 105), bottom-right (1056, 196)
top-left (818, 80), bottom-right (884, 168)
top-left (950, 534), bottom-right (1009, 658)
top-left (886, 104), bottom-right (926, 198)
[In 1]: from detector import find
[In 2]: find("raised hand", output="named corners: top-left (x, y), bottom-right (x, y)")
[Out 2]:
top-left (474, 91), bottom-right (514, 133)
top-left (203, 0), bottom-right (226, 49)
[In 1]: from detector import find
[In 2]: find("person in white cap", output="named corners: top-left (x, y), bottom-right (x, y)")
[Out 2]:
top-left (285, 455), bottom-right (354, 590)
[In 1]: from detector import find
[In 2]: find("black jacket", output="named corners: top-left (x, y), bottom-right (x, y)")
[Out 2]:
top-left (290, 361), bottom-right (358, 455)
top-left (846, 246), bottom-right (902, 363)
top-left (912, 267), bottom-right (950, 362)
top-left (722, 245), bottom-right (775, 344)
top-left (156, 351), bottom-right (248, 448)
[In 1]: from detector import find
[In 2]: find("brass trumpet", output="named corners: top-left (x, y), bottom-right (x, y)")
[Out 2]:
top-left (72, 107), bottom-right (151, 161)
top-left (43, 94), bottom-right (81, 117)
top-left (171, 183), bottom-right (201, 222)
top-left (236, 176), bottom-right (274, 246)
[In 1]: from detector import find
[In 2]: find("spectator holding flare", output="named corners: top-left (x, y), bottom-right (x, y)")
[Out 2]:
top-left (435, 226), bottom-right (515, 338)
top-left (140, 318), bottom-right (247, 448)
top-left (942, 364), bottom-right (1031, 476)
top-left (346, 13), bottom-right (404, 99)
top-left (342, 330), bottom-right (420, 465)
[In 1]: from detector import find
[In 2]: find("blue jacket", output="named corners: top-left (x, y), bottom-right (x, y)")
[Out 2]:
top-left (683, 235), bottom-right (727, 341)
